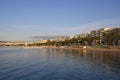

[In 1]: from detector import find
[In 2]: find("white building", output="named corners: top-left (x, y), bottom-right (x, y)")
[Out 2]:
top-left (90, 28), bottom-right (111, 37)
top-left (35, 39), bottom-right (48, 44)
top-left (55, 36), bottom-right (69, 41)
top-left (74, 33), bottom-right (88, 38)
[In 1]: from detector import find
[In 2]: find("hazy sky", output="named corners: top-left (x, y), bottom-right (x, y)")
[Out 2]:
top-left (0, 0), bottom-right (120, 41)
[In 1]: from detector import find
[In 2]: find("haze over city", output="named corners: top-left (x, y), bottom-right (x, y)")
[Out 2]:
top-left (0, 0), bottom-right (120, 41)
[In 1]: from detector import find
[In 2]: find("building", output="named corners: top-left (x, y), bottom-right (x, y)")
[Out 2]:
top-left (69, 36), bottom-right (74, 39)
top-left (74, 33), bottom-right (88, 38)
top-left (55, 36), bottom-right (69, 41)
top-left (35, 39), bottom-right (48, 44)
top-left (90, 28), bottom-right (111, 37)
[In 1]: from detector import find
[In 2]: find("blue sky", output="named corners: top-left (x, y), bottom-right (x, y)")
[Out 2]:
top-left (0, 0), bottom-right (120, 41)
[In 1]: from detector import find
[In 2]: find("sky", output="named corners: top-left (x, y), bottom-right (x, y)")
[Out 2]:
top-left (0, 0), bottom-right (120, 41)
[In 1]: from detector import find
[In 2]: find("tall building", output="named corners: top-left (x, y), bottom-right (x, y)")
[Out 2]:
top-left (90, 28), bottom-right (111, 37)
top-left (74, 33), bottom-right (88, 38)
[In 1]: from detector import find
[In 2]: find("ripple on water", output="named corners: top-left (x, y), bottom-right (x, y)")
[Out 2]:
top-left (0, 48), bottom-right (120, 80)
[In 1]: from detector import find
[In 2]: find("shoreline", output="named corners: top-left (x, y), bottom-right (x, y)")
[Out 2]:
top-left (45, 46), bottom-right (120, 52)
top-left (0, 46), bottom-right (120, 52)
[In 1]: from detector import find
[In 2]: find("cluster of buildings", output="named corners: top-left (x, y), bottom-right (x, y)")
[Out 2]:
top-left (0, 27), bottom-right (119, 46)
top-left (0, 41), bottom-right (25, 46)
top-left (54, 27), bottom-right (117, 41)
top-left (49, 27), bottom-right (120, 46)
top-left (0, 40), bottom-right (49, 46)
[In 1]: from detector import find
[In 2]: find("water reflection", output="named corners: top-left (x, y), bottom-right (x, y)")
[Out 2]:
top-left (0, 48), bottom-right (120, 80)
top-left (45, 48), bottom-right (120, 75)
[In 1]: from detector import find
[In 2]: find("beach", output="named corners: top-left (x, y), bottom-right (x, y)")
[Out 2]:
top-left (0, 46), bottom-right (120, 52)
top-left (44, 46), bottom-right (120, 52)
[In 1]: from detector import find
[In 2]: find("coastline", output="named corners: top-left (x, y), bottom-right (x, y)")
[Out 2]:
top-left (45, 46), bottom-right (120, 52)
top-left (0, 46), bottom-right (120, 52)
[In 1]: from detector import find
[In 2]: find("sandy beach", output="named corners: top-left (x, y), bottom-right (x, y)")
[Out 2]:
top-left (45, 46), bottom-right (120, 52)
top-left (0, 46), bottom-right (120, 52)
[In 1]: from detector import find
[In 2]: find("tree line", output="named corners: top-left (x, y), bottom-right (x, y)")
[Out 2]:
top-left (38, 28), bottom-right (120, 47)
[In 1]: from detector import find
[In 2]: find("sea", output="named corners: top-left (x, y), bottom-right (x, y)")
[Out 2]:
top-left (0, 47), bottom-right (120, 80)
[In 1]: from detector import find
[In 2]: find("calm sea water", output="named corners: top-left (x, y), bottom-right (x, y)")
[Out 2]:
top-left (0, 47), bottom-right (120, 80)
